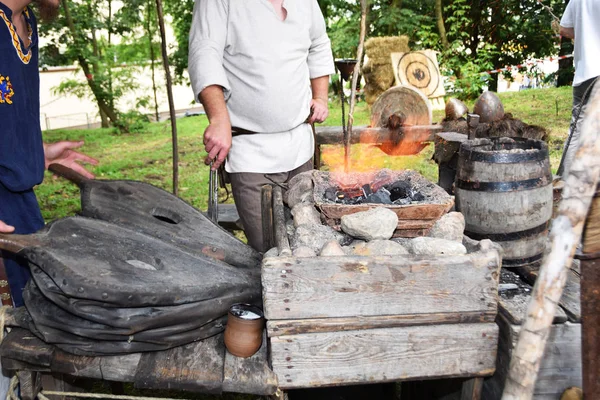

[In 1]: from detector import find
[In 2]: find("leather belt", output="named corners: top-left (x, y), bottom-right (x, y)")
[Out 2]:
top-left (231, 113), bottom-right (313, 137)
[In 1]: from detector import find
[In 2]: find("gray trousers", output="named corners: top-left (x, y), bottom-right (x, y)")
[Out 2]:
top-left (561, 76), bottom-right (599, 175)
top-left (229, 160), bottom-right (313, 252)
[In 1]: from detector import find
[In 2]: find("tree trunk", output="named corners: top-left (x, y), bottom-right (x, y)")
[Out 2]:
top-left (435, 0), bottom-right (450, 50)
top-left (88, 1), bottom-right (109, 128)
top-left (61, 0), bottom-right (123, 130)
top-left (502, 82), bottom-right (600, 399)
top-left (147, 0), bottom-right (160, 122)
top-left (155, 0), bottom-right (179, 195)
top-left (387, 0), bottom-right (402, 35)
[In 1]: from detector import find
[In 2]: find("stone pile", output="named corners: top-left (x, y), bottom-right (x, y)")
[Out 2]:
top-left (266, 171), bottom-right (468, 258)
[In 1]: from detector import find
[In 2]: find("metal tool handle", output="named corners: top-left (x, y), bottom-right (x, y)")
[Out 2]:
top-left (207, 163), bottom-right (219, 223)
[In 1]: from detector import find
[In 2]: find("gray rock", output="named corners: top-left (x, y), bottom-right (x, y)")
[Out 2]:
top-left (284, 171), bottom-right (315, 208)
top-left (286, 218), bottom-right (295, 238)
top-left (291, 203), bottom-right (321, 228)
top-left (263, 247), bottom-right (279, 259)
top-left (291, 224), bottom-right (345, 254)
top-left (427, 212), bottom-right (465, 242)
top-left (320, 240), bottom-right (346, 256)
top-left (342, 240), bottom-right (367, 255)
top-left (408, 237), bottom-right (467, 256)
top-left (293, 246), bottom-right (317, 258)
top-left (340, 207), bottom-right (398, 241)
top-left (365, 240), bottom-right (409, 256)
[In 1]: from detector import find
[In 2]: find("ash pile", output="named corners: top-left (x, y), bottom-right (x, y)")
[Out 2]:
top-left (271, 169), bottom-right (469, 259)
top-left (4, 178), bottom-right (262, 356)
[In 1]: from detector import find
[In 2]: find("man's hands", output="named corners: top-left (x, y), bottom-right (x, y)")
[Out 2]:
top-left (199, 86), bottom-right (232, 171)
top-left (0, 220), bottom-right (14, 233)
top-left (203, 119), bottom-right (232, 171)
top-left (43, 141), bottom-right (98, 179)
top-left (308, 98), bottom-right (329, 124)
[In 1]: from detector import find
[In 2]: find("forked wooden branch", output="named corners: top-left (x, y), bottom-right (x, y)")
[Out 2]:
top-left (502, 83), bottom-right (600, 399)
top-left (344, 0), bottom-right (368, 172)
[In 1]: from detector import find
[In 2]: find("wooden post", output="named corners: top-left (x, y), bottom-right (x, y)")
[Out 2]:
top-left (502, 83), bottom-right (600, 399)
top-left (261, 185), bottom-right (274, 251)
top-left (154, 0), bottom-right (179, 196)
top-left (272, 186), bottom-right (291, 257)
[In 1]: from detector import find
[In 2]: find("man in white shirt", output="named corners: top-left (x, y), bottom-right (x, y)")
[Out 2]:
top-left (188, 0), bottom-right (335, 252)
top-left (559, 0), bottom-right (600, 174)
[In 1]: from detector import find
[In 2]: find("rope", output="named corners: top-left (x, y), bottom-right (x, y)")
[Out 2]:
top-left (6, 374), bottom-right (193, 400)
top-left (0, 306), bottom-right (9, 342)
top-left (6, 376), bottom-right (18, 400)
top-left (39, 392), bottom-right (191, 400)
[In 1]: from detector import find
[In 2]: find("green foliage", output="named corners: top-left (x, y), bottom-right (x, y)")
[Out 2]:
top-left (162, 0), bottom-right (195, 82)
top-left (119, 110), bottom-right (152, 133)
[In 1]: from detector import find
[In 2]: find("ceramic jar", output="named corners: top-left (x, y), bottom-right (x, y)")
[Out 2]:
top-left (224, 303), bottom-right (265, 358)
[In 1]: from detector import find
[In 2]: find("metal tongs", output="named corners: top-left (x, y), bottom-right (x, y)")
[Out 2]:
top-left (208, 162), bottom-right (219, 223)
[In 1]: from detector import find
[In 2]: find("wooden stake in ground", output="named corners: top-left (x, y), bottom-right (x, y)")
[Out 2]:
top-left (502, 82), bottom-right (600, 399)
top-left (345, 0), bottom-right (368, 173)
top-left (154, 0), bottom-right (179, 196)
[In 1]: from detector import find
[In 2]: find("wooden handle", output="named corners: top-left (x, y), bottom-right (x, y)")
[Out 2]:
top-left (48, 163), bottom-right (90, 187)
top-left (0, 234), bottom-right (41, 253)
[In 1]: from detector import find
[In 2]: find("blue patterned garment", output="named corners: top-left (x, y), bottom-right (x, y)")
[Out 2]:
top-left (0, 1), bottom-right (45, 307)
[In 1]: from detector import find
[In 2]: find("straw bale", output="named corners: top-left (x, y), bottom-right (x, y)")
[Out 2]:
top-left (365, 36), bottom-right (410, 61)
top-left (362, 36), bottom-right (410, 105)
top-left (363, 63), bottom-right (395, 90)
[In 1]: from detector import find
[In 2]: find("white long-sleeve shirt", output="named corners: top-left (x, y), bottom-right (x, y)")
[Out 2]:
top-left (560, 0), bottom-right (600, 86)
top-left (188, 0), bottom-right (335, 173)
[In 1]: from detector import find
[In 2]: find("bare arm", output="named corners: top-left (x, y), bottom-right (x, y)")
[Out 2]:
top-left (560, 26), bottom-right (575, 39)
top-left (309, 75), bottom-right (330, 124)
top-left (199, 85), bottom-right (232, 170)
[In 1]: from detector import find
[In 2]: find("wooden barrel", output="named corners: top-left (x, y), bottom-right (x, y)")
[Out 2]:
top-left (455, 137), bottom-right (553, 267)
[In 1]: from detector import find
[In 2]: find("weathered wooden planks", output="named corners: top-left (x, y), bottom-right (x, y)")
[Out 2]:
top-left (1, 327), bottom-right (278, 396)
top-left (134, 335), bottom-right (225, 394)
top-left (0, 328), bottom-right (54, 367)
top-left (482, 315), bottom-right (582, 400)
top-left (223, 332), bottom-right (278, 395)
top-left (267, 311), bottom-right (495, 337)
top-left (51, 351), bottom-right (141, 382)
top-left (262, 250), bottom-right (500, 320)
top-left (270, 323), bottom-right (498, 389)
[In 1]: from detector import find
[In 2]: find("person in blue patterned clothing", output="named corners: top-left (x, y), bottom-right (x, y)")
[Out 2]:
top-left (0, 0), bottom-right (97, 307)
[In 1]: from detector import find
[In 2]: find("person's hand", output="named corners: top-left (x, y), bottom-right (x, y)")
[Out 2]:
top-left (204, 119), bottom-right (232, 171)
top-left (308, 98), bottom-right (329, 124)
top-left (0, 220), bottom-right (15, 233)
top-left (44, 141), bottom-right (98, 179)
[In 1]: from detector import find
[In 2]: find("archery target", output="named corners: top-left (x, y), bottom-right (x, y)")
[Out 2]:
top-left (391, 50), bottom-right (446, 98)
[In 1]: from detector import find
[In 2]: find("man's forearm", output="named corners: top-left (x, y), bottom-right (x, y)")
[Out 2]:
top-left (310, 75), bottom-right (329, 102)
top-left (199, 85), bottom-right (231, 124)
top-left (560, 26), bottom-right (575, 39)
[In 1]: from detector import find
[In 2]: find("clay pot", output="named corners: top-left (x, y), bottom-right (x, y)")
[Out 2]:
top-left (224, 304), bottom-right (265, 358)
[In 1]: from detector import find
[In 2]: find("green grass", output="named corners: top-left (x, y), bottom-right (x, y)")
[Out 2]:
top-left (38, 87), bottom-right (572, 223)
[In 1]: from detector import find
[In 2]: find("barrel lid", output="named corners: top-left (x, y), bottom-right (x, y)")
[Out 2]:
top-left (459, 137), bottom-right (549, 163)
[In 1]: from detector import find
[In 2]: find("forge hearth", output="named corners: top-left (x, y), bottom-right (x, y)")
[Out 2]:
top-left (312, 169), bottom-right (454, 237)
